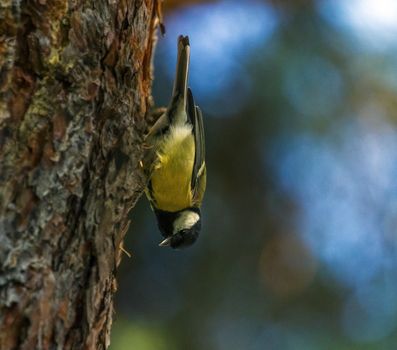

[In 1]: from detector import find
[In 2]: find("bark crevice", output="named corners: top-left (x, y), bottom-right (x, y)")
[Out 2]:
top-left (0, 0), bottom-right (157, 348)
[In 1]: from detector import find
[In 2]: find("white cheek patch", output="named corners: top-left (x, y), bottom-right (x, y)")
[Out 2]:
top-left (173, 210), bottom-right (200, 234)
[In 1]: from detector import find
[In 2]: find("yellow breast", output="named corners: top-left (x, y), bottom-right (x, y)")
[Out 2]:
top-left (150, 124), bottom-right (195, 212)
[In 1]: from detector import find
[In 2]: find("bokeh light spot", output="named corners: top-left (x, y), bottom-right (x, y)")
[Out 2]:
top-left (341, 291), bottom-right (397, 343)
top-left (271, 116), bottom-right (397, 290)
top-left (110, 319), bottom-right (170, 350)
top-left (283, 55), bottom-right (344, 119)
top-left (321, 0), bottom-right (397, 50)
top-left (156, 0), bottom-right (277, 116)
top-left (259, 233), bottom-right (317, 298)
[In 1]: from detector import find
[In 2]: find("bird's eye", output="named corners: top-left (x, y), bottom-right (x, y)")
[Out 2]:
top-left (170, 232), bottom-right (185, 248)
top-left (170, 229), bottom-right (198, 249)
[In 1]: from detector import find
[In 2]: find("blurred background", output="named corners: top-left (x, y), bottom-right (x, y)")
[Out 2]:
top-left (111, 0), bottom-right (397, 349)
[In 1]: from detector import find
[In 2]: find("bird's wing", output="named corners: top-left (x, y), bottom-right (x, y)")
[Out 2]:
top-left (187, 88), bottom-right (206, 205)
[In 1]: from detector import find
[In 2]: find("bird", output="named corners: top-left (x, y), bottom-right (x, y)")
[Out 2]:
top-left (144, 35), bottom-right (206, 249)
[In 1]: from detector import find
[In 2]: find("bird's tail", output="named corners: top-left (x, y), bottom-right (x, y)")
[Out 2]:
top-left (172, 35), bottom-right (190, 103)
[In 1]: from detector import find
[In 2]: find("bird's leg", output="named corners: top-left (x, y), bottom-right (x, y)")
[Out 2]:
top-left (144, 107), bottom-right (167, 148)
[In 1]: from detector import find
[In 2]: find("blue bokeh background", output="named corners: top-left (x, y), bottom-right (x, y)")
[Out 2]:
top-left (111, 1), bottom-right (397, 349)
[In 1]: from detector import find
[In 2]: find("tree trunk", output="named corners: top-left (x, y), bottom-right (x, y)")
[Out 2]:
top-left (0, 0), bottom-right (157, 348)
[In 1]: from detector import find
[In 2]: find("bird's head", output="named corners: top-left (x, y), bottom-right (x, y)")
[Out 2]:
top-left (158, 208), bottom-right (201, 249)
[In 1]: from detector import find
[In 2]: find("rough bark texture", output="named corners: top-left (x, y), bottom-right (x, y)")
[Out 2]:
top-left (0, 0), bottom-right (157, 348)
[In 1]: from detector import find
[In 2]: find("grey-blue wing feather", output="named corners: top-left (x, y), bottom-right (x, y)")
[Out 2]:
top-left (187, 88), bottom-right (205, 191)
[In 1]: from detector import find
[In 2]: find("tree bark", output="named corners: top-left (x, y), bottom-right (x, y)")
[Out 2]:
top-left (0, 0), bottom-right (157, 348)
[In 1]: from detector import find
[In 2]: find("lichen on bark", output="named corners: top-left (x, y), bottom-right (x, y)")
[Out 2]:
top-left (0, 0), bottom-right (158, 348)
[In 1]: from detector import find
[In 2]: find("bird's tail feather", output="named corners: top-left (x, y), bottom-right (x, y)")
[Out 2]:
top-left (172, 35), bottom-right (190, 103)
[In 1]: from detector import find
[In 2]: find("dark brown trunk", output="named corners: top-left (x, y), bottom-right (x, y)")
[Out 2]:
top-left (0, 0), bottom-right (157, 348)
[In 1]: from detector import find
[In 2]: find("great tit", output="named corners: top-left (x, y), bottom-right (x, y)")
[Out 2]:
top-left (145, 35), bottom-right (206, 249)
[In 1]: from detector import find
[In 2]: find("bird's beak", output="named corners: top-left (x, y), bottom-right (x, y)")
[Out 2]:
top-left (159, 237), bottom-right (172, 247)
